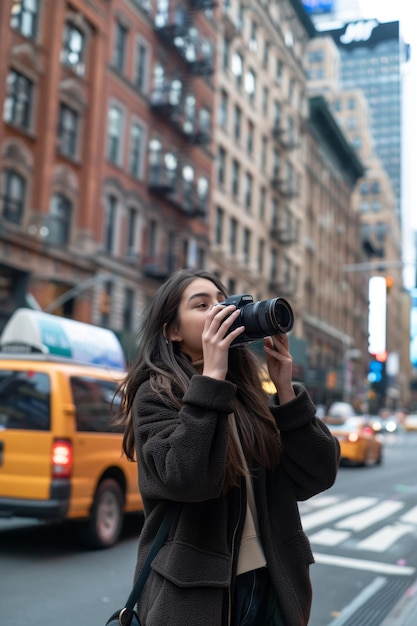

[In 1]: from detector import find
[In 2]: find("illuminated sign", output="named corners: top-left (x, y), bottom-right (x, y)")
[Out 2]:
top-left (368, 276), bottom-right (386, 355)
top-left (326, 20), bottom-right (399, 50)
top-left (0, 309), bottom-right (126, 370)
top-left (340, 20), bottom-right (378, 44)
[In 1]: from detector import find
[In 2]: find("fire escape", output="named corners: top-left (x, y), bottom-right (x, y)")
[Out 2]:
top-left (145, 0), bottom-right (216, 279)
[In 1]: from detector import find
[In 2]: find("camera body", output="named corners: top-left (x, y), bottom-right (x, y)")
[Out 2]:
top-left (221, 294), bottom-right (294, 345)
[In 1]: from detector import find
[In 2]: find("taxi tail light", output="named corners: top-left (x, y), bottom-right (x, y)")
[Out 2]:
top-left (348, 433), bottom-right (359, 443)
top-left (51, 439), bottom-right (73, 479)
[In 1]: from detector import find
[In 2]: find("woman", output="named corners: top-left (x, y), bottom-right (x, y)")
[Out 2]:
top-left (116, 269), bottom-right (340, 626)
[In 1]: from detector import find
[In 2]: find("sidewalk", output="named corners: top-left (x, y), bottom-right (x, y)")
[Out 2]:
top-left (381, 579), bottom-right (417, 626)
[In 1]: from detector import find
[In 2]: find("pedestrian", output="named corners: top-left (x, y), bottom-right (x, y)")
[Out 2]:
top-left (116, 269), bottom-right (340, 626)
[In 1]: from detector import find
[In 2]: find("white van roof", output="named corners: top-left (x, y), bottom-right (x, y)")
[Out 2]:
top-left (0, 308), bottom-right (126, 370)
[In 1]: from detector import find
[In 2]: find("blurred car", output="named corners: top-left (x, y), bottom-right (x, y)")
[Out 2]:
top-left (367, 414), bottom-right (399, 434)
top-left (404, 412), bottom-right (417, 432)
top-left (324, 416), bottom-right (383, 466)
top-left (327, 401), bottom-right (358, 420)
top-left (315, 404), bottom-right (327, 420)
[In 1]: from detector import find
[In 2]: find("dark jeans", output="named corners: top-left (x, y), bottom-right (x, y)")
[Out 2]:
top-left (232, 567), bottom-right (286, 626)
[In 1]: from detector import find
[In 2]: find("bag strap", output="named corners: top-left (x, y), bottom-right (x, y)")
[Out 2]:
top-left (124, 503), bottom-right (179, 611)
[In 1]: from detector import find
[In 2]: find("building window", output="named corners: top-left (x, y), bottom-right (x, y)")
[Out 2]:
top-left (234, 105), bottom-right (241, 141)
top-left (276, 58), bottom-right (283, 81)
top-left (243, 228), bottom-right (251, 264)
top-left (230, 217), bottom-right (237, 255)
top-left (218, 147), bottom-right (226, 186)
top-left (107, 104), bottom-right (124, 165)
top-left (123, 288), bottom-right (134, 331)
top-left (219, 90), bottom-right (228, 128)
top-left (272, 150), bottom-right (280, 179)
top-left (10, 0), bottom-right (38, 39)
top-left (49, 194), bottom-right (72, 245)
top-left (104, 195), bottom-right (117, 253)
top-left (3, 69), bottom-right (33, 129)
top-left (257, 239), bottom-right (264, 273)
top-left (247, 121), bottom-right (254, 155)
top-left (244, 172), bottom-right (252, 210)
top-left (261, 136), bottom-right (267, 169)
top-left (126, 207), bottom-right (137, 254)
top-left (262, 86), bottom-right (268, 116)
top-left (249, 20), bottom-right (257, 51)
top-left (135, 41), bottom-right (148, 92)
top-left (129, 121), bottom-right (144, 178)
top-left (114, 22), bottom-right (127, 73)
top-left (231, 159), bottom-right (239, 197)
top-left (270, 248), bottom-right (277, 281)
top-left (2, 169), bottom-right (25, 224)
top-left (263, 41), bottom-right (269, 68)
top-left (196, 176), bottom-right (209, 216)
top-left (273, 100), bottom-right (281, 130)
top-left (272, 198), bottom-right (279, 229)
top-left (245, 69), bottom-right (256, 102)
top-left (57, 103), bottom-right (78, 158)
top-left (231, 52), bottom-right (243, 87)
top-left (62, 22), bottom-right (85, 72)
top-left (148, 219), bottom-right (157, 257)
top-left (215, 206), bottom-right (224, 245)
top-left (259, 186), bottom-right (266, 220)
top-left (237, 1), bottom-right (244, 31)
top-left (222, 37), bottom-right (230, 71)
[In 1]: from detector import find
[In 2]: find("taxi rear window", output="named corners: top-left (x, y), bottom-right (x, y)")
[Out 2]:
top-left (70, 376), bottom-right (122, 433)
top-left (0, 370), bottom-right (51, 430)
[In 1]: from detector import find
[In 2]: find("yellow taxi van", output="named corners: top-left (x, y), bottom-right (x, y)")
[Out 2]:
top-left (0, 308), bottom-right (142, 548)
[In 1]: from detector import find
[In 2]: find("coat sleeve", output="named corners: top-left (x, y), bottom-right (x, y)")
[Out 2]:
top-left (133, 375), bottom-right (237, 502)
top-left (269, 384), bottom-right (341, 501)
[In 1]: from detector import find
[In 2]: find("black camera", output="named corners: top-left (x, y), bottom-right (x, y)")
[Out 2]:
top-left (221, 294), bottom-right (294, 345)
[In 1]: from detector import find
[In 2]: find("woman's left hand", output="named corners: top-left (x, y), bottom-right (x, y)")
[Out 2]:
top-left (264, 334), bottom-right (295, 403)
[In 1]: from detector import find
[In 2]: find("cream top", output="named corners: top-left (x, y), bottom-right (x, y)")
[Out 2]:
top-left (230, 415), bottom-right (267, 575)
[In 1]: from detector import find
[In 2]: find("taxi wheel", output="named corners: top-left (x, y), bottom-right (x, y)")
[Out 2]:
top-left (83, 478), bottom-right (124, 549)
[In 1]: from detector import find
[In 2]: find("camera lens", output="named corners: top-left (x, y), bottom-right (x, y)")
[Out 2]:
top-left (241, 298), bottom-right (294, 339)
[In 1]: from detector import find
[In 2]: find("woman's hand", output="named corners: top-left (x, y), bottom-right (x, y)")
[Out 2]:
top-left (264, 334), bottom-right (295, 403)
top-left (202, 305), bottom-right (244, 380)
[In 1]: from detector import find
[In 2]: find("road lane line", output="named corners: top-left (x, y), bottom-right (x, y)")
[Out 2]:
top-left (301, 497), bottom-right (377, 531)
top-left (327, 577), bottom-right (387, 626)
top-left (314, 552), bottom-right (415, 575)
top-left (336, 500), bottom-right (404, 531)
top-left (357, 523), bottom-right (415, 551)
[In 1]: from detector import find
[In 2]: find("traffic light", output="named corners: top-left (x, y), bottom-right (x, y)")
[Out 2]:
top-left (368, 359), bottom-right (387, 397)
top-left (385, 276), bottom-right (394, 294)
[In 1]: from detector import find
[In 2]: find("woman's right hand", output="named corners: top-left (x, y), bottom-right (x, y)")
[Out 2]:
top-left (201, 304), bottom-right (245, 380)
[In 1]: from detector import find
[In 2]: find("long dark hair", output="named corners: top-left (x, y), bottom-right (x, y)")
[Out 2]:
top-left (115, 269), bottom-right (281, 491)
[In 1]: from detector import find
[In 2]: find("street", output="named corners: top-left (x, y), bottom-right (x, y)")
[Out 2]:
top-left (1, 430), bottom-right (417, 626)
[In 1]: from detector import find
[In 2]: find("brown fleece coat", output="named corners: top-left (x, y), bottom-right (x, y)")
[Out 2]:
top-left (132, 375), bottom-right (340, 626)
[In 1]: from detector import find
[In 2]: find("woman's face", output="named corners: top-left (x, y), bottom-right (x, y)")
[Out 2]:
top-left (168, 277), bottom-right (226, 362)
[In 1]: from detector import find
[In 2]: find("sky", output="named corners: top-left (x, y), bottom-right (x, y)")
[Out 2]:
top-left (358, 0), bottom-right (417, 288)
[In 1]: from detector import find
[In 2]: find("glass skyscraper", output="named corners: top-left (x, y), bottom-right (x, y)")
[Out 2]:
top-left (323, 20), bottom-right (404, 219)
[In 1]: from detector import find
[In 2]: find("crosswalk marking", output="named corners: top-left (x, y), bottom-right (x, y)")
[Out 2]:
top-left (400, 504), bottom-right (417, 524)
top-left (314, 552), bottom-right (415, 575)
top-left (308, 528), bottom-right (351, 546)
top-left (301, 497), bottom-right (377, 531)
top-left (301, 494), bottom-right (417, 563)
top-left (335, 500), bottom-right (404, 532)
top-left (357, 523), bottom-right (415, 551)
